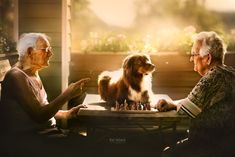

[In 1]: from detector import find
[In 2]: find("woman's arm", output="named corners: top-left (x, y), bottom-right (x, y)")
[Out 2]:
top-left (8, 69), bottom-right (89, 123)
top-left (54, 104), bottom-right (87, 120)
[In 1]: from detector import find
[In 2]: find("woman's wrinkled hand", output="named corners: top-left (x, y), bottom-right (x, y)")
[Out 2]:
top-left (66, 78), bottom-right (90, 99)
top-left (155, 99), bottom-right (176, 112)
top-left (67, 104), bottom-right (87, 119)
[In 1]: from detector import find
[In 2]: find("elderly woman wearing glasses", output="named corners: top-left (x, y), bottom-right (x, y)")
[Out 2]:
top-left (0, 33), bottom-right (90, 144)
top-left (156, 31), bottom-right (235, 157)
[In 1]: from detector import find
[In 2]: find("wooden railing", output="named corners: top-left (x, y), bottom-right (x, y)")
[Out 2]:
top-left (69, 52), bottom-right (235, 100)
top-left (69, 53), bottom-right (201, 100)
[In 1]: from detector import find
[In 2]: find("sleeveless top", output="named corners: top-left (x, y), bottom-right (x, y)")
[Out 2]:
top-left (0, 67), bottom-right (56, 135)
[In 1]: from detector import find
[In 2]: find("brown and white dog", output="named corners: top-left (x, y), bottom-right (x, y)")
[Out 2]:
top-left (98, 53), bottom-right (156, 108)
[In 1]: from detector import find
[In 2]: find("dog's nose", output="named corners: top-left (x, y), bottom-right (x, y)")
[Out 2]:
top-left (147, 63), bottom-right (155, 68)
top-left (145, 63), bottom-right (155, 72)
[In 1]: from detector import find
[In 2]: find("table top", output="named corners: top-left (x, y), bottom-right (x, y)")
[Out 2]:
top-left (83, 94), bottom-right (172, 110)
top-left (83, 94), bottom-right (172, 105)
top-left (78, 94), bottom-right (186, 120)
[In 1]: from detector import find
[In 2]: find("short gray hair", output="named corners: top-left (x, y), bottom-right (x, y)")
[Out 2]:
top-left (17, 33), bottom-right (49, 60)
top-left (193, 31), bottom-right (226, 63)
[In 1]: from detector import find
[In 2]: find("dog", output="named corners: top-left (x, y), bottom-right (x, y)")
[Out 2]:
top-left (98, 53), bottom-right (156, 108)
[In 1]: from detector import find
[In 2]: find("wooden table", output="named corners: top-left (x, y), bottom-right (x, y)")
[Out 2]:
top-left (76, 94), bottom-right (188, 143)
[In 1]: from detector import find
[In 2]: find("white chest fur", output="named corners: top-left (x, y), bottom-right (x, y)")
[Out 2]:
top-left (128, 87), bottom-right (143, 101)
top-left (127, 75), bottom-right (152, 102)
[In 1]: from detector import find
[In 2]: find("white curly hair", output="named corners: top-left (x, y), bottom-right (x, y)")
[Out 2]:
top-left (193, 31), bottom-right (226, 63)
top-left (17, 33), bottom-right (50, 61)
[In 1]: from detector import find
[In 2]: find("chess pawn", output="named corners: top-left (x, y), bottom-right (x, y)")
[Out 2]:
top-left (131, 102), bottom-right (137, 110)
top-left (137, 102), bottom-right (142, 110)
top-left (115, 101), bottom-right (120, 111)
top-left (119, 103), bottom-right (124, 111)
top-left (143, 103), bottom-right (147, 110)
top-left (146, 102), bottom-right (151, 110)
top-left (124, 100), bottom-right (129, 110)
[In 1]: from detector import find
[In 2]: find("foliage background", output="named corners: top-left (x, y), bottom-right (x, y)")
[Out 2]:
top-left (0, 0), bottom-right (16, 53)
top-left (71, 0), bottom-right (234, 54)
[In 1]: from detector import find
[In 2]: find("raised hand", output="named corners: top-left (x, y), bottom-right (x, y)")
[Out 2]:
top-left (66, 78), bottom-right (90, 99)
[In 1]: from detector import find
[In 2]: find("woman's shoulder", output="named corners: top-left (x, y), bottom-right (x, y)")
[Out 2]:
top-left (207, 65), bottom-right (234, 78)
top-left (4, 67), bottom-right (27, 82)
top-left (201, 65), bottom-right (235, 90)
top-left (221, 65), bottom-right (235, 76)
top-left (197, 65), bottom-right (229, 87)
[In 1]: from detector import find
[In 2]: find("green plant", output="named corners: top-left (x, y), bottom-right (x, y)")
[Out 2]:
top-left (0, 0), bottom-right (16, 53)
top-left (80, 32), bottom-right (129, 53)
top-left (0, 28), bottom-right (16, 53)
top-left (78, 26), bottom-right (195, 54)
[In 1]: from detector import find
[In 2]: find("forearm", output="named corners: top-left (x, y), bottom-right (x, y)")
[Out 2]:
top-left (54, 110), bottom-right (69, 120)
top-left (36, 92), bottom-right (71, 122)
top-left (40, 78), bottom-right (89, 121)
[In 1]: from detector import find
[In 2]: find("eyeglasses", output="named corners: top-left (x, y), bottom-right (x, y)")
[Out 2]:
top-left (190, 53), bottom-right (199, 57)
top-left (34, 46), bottom-right (52, 53)
top-left (190, 51), bottom-right (200, 58)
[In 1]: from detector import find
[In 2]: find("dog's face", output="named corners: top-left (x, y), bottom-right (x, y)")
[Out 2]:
top-left (122, 53), bottom-right (155, 75)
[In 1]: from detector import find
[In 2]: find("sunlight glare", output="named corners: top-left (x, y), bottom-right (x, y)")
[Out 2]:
top-left (89, 0), bottom-right (136, 27)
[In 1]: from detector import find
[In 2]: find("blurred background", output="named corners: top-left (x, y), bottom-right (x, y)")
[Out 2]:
top-left (71, 0), bottom-right (235, 54)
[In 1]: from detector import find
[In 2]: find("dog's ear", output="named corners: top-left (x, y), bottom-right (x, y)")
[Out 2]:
top-left (122, 55), bottom-right (134, 77)
top-left (122, 55), bottom-right (130, 69)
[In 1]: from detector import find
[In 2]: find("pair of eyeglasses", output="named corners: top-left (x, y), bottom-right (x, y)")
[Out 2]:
top-left (190, 52), bottom-right (200, 58)
top-left (34, 46), bottom-right (52, 53)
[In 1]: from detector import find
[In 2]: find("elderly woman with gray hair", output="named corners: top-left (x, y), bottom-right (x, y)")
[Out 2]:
top-left (156, 31), bottom-right (235, 157)
top-left (0, 33), bottom-right (90, 156)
